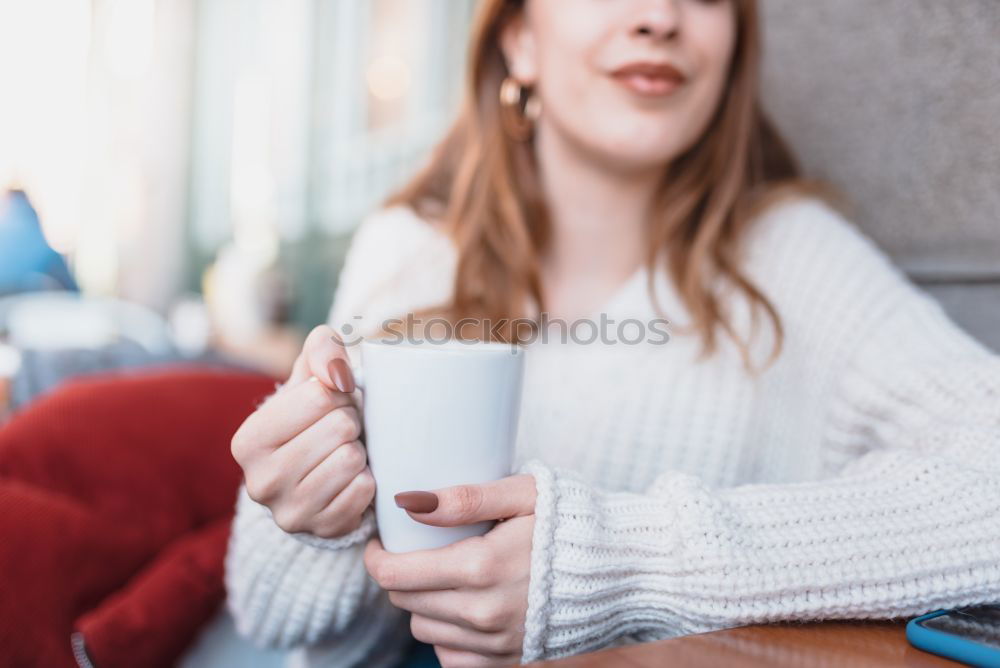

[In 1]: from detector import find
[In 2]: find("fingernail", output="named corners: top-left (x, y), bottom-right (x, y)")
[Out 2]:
top-left (394, 491), bottom-right (438, 513)
top-left (328, 358), bottom-right (355, 393)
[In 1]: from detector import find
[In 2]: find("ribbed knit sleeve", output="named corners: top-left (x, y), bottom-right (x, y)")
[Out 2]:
top-left (224, 205), bottom-right (451, 661)
top-left (225, 485), bottom-right (410, 659)
top-left (517, 238), bottom-right (1000, 662)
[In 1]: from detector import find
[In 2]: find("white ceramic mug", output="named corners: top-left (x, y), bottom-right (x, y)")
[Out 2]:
top-left (352, 338), bottom-right (525, 553)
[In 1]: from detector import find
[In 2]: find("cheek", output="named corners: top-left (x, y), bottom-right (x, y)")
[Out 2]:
top-left (683, 10), bottom-right (738, 138)
top-left (541, 74), bottom-right (720, 169)
top-left (535, 42), bottom-right (636, 152)
top-left (532, 26), bottom-right (595, 118)
top-left (676, 61), bottom-right (731, 147)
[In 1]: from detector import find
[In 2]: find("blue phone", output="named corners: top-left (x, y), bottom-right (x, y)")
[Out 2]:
top-left (907, 605), bottom-right (1000, 667)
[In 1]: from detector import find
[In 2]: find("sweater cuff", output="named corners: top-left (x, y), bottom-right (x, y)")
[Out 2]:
top-left (287, 506), bottom-right (376, 550)
top-left (239, 486), bottom-right (376, 551)
top-left (516, 458), bottom-right (698, 663)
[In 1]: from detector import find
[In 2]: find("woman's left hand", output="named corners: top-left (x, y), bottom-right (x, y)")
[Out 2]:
top-left (363, 474), bottom-right (537, 667)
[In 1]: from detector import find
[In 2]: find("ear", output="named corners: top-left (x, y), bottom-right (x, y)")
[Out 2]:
top-left (498, 8), bottom-right (538, 85)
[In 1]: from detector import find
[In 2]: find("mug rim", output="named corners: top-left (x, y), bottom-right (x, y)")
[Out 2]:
top-left (360, 337), bottom-right (523, 355)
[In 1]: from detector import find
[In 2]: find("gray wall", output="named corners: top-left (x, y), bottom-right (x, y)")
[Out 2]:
top-left (760, 0), bottom-right (1000, 350)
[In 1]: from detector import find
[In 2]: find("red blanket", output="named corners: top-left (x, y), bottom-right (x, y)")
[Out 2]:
top-left (0, 368), bottom-right (276, 667)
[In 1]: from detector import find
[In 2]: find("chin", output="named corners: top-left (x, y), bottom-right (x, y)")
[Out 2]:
top-left (589, 136), bottom-right (680, 173)
top-left (602, 121), bottom-right (686, 160)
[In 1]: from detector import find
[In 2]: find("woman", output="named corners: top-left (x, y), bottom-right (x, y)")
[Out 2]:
top-left (226, 1), bottom-right (1000, 666)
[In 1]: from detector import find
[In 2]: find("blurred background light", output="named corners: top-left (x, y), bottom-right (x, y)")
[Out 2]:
top-left (0, 0), bottom-right (91, 254)
top-left (367, 55), bottom-right (412, 102)
top-left (0, 0), bottom-right (475, 376)
top-left (104, 0), bottom-right (156, 81)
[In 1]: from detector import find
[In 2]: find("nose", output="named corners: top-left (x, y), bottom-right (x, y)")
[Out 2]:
top-left (631, 0), bottom-right (680, 42)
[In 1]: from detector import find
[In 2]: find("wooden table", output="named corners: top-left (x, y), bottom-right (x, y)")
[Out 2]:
top-left (528, 621), bottom-right (964, 667)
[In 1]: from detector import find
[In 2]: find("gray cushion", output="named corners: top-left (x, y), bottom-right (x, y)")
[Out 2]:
top-left (760, 0), bottom-right (999, 350)
top-left (923, 283), bottom-right (1000, 352)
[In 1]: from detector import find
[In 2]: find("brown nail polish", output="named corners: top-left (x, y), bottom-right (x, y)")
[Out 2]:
top-left (394, 491), bottom-right (438, 513)
top-left (328, 358), bottom-right (355, 394)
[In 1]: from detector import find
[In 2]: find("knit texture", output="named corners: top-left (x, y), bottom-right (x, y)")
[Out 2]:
top-left (224, 487), bottom-right (411, 667)
top-left (225, 196), bottom-right (1000, 665)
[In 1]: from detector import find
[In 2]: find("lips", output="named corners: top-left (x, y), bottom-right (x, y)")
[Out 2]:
top-left (611, 61), bottom-right (687, 97)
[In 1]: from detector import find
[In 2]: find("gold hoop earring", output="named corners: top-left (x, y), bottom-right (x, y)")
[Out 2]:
top-left (499, 76), bottom-right (541, 141)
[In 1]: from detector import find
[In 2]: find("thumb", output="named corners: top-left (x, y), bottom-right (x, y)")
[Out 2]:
top-left (289, 324), bottom-right (355, 392)
top-left (395, 474), bottom-right (537, 527)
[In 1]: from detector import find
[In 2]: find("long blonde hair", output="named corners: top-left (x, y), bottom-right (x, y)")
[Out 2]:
top-left (385, 0), bottom-right (837, 375)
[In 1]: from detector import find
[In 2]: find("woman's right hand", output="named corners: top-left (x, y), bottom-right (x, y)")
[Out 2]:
top-left (231, 325), bottom-right (375, 539)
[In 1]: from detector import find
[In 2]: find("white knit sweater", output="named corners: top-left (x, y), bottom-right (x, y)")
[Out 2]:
top-left (224, 196), bottom-right (1000, 666)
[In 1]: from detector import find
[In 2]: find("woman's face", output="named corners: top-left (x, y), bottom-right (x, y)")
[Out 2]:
top-left (502, 0), bottom-right (737, 174)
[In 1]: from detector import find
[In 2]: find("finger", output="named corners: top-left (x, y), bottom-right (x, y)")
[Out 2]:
top-left (388, 589), bottom-right (497, 630)
top-left (363, 535), bottom-right (384, 578)
top-left (293, 439), bottom-right (368, 514)
top-left (309, 469), bottom-right (375, 538)
top-left (272, 406), bottom-right (362, 483)
top-left (433, 644), bottom-right (516, 668)
top-left (233, 377), bottom-right (355, 458)
top-left (302, 324), bottom-right (355, 392)
top-left (364, 534), bottom-right (382, 550)
top-left (399, 474), bottom-right (537, 527)
top-left (285, 349), bottom-right (311, 387)
top-left (364, 534), bottom-right (495, 591)
top-left (409, 615), bottom-right (516, 657)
